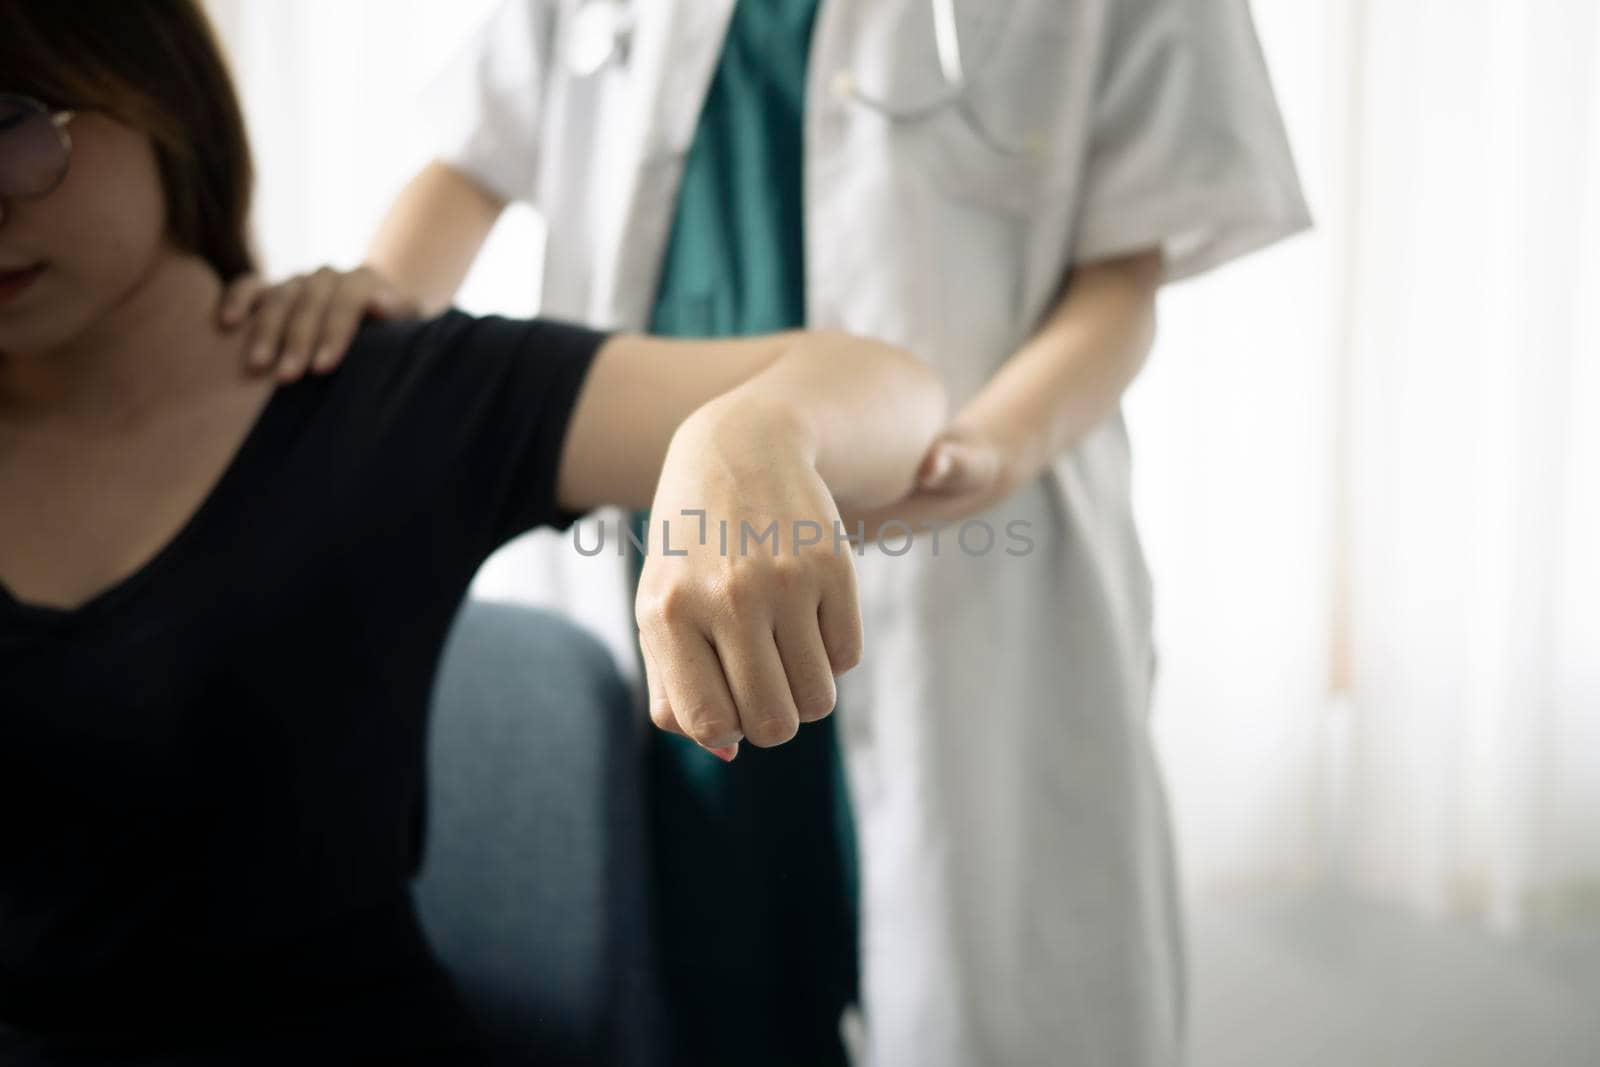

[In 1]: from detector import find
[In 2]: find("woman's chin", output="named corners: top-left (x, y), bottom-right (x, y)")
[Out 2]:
top-left (0, 288), bottom-right (86, 361)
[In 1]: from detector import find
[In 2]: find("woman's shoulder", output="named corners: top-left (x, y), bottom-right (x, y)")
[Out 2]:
top-left (324, 309), bottom-right (604, 426)
top-left (346, 308), bottom-right (477, 365)
top-left (349, 309), bottom-right (606, 381)
top-left (332, 309), bottom-right (502, 398)
top-left (347, 308), bottom-right (578, 370)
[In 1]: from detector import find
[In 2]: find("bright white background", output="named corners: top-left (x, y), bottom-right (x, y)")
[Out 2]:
top-left (206, 0), bottom-right (1600, 1060)
top-left (204, 0), bottom-right (537, 316)
top-left (1131, 0), bottom-right (1600, 929)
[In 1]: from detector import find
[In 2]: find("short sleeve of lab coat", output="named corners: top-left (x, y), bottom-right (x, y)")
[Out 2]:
top-left (426, 0), bottom-right (551, 205)
top-left (1070, 0), bottom-right (1312, 283)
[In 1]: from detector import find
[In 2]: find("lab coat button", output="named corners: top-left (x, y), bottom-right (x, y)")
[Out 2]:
top-left (830, 69), bottom-right (856, 102)
top-left (566, 0), bottom-right (631, 77)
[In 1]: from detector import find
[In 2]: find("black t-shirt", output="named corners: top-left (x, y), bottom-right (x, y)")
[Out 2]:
top-left (0, 311), bottom-right (604, 1059)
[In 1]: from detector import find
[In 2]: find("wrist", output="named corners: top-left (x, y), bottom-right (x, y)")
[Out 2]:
top-left (681, 393), bottom-right (820, 471)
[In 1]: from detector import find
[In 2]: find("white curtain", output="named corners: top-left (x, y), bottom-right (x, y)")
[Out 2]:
top-left (203, 0), bottom-right (540, 317)
top-left (208, 0), bottom-right (1600, 934)
top-left (1133, 0), bottom-right (1600, 933)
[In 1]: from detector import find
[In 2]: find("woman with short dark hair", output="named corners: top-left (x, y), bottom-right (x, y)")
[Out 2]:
top-left (0, 2), bottom-right (945, 1062)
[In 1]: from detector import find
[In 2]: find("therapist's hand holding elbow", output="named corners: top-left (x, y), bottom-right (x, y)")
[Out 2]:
top-left (844, 249), bottom-right (1165, 537)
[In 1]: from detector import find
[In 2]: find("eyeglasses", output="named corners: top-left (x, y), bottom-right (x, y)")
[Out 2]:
top-left (0, 94), bottom-right (76, 202)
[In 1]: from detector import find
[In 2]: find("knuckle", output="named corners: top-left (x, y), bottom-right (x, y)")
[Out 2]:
top-left (720, 565), bottom-right (771, 621)
top-left (253, 296), bottom-right (285, 324)
top-left (647, 701), bottom-right (677, 733)
top-left (745, 714), bottom-right (799, 749)
top-left (722, 581), bottom-right (758, 622)
top-left (257, 310), bottom-right (288, 336)
top-left (829, 635), bottom-right (864, 673)
top-left (794, 684), bottom-right (836, 723)
top-left (636, 584), bottom-right (687, 629)
top-left (769, 553), bottom-right (813, 593)
top-left (683, 705), bottom-right (737, 745)
top-left (820, 552), bottom-right (855, 590)
top-left (654, 583), bottom-right (696, 626)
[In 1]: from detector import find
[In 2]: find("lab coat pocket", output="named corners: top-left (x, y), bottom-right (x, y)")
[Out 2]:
top-left (910, 2), bottom-right (1081, 217)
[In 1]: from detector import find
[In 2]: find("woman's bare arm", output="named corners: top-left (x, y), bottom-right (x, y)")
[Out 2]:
top-left (557, 330), bottom-right (945, 514)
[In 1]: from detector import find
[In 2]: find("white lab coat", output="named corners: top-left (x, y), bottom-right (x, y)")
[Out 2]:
top-left (435, 2), bottom-right (1310, 1064)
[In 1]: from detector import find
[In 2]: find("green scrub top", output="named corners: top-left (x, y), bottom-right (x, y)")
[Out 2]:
top-left (631, 2), bottom-right (859, 1065)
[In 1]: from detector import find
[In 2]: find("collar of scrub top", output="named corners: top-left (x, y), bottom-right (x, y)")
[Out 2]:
top-left (564, 0), bottom-right (1042, 158)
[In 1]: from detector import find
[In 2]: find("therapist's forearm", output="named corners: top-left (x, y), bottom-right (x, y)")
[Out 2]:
top-left (962, 249), bottom-right (1162, 481)
top-left (365, 160), bottom-right (507, 316)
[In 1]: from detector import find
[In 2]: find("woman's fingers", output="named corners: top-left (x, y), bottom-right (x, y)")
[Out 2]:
top-left (277, 267), bottom-right (340, 382)
top-left (218, 273), bottom-right (262, 328)
top-left (639, 629), bottom-right (683, 736)
top-left (313, 282), bottom-right (374, 375)
top-left (644, 606), bottom-right (744, 754)
top-left (243, 276), bottom-right (304, 373)
top-left (311, 300), bottom-right (362, 374)
top-left (234, 267), bottom-right (418, 380)
top-left (641, 630), bottom-right (736, 761)
top-left (915, 439), bottom-right (956, 489)
top-left (816, 555), bottom-right (864, 676)
top-left (916, 436), bottom-right (1002, 495)
top-left (637, 449), bottom-right (865, 752)
top-left (775, 606), bottom-right (838, 725)
top-left (310, 270), bottom-right (419, 373)
top-left (714, 621), bottom-right (800, 748)
top-left (642, 585), bottom-right (844, 748)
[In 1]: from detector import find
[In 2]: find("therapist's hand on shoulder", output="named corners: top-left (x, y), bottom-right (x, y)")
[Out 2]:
top-left (218, 266), bottom-right (419, 381)
top-left (635, 395), bottom-right (864, 762)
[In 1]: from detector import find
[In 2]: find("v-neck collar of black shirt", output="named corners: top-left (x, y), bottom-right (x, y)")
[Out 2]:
top-left (0, 382), bottom-right (300, 632)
